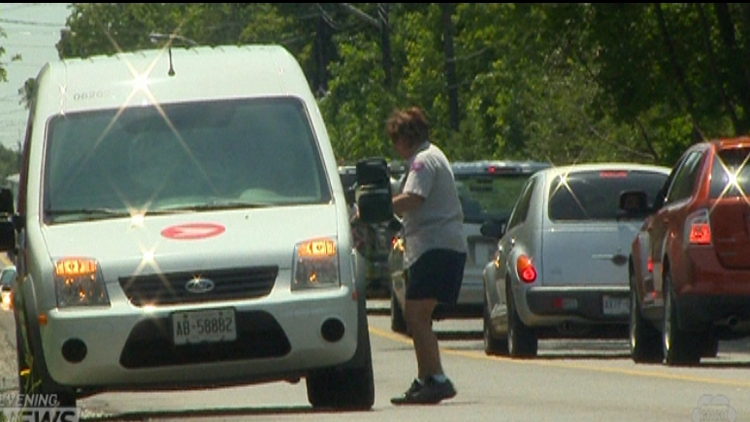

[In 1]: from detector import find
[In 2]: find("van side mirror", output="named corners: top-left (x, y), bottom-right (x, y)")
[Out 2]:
top-left (0, 188), bottom-right (13, 215)
top-left (0, 188), bottom-right (16, 253)
top-left (355, 157), bottom-right (394, 224)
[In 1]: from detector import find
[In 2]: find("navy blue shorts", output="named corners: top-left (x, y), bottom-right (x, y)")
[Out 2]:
top-left (406, 249), bottom-right (467, 305)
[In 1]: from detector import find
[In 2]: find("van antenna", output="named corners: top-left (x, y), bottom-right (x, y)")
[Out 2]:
top-left (148, 33), bottom-right (198, 77)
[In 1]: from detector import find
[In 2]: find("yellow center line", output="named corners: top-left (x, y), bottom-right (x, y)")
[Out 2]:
top-left (369, 326), bottom-right (750, 388)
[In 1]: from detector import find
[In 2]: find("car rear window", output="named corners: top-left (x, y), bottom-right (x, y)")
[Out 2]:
top-left (548, 169), bottom-right (667, 221)
top-left (455, 173), bottom-right (533, 224)
top-left (709, 147), bottom-right (750, 199)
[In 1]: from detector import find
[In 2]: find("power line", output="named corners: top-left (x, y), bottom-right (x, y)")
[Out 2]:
top-left (0, 18), bottom-right (66, 27)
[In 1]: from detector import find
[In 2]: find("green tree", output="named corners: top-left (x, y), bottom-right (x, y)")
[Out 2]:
top-left (40, 3), bottom-right (750, 167)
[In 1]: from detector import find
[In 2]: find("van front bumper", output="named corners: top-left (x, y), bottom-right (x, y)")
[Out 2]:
top-left (37, 293), bottom-right (360, 389)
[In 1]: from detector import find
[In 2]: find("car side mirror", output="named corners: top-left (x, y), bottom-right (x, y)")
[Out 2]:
top-left (355, 157), bottom-right (394, 224)
top-left (617, 190), bottom-right (649, 219)
top-left (480, 219), bottom-right (506, 239)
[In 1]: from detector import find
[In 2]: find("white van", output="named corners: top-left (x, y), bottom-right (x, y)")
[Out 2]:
top-left (0, 45), bottom-right (374, 409)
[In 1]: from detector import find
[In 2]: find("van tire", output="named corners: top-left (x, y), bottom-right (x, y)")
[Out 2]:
top-left (306, 349), bottom-right (374, 410)
top-left (306, 295), bottom-right (374, 409)
top-left (16, 316), bottom-right (77, 408)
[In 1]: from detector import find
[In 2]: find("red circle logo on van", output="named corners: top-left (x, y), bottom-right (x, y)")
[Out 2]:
top-left (161, 223), bottom-right (225, 240)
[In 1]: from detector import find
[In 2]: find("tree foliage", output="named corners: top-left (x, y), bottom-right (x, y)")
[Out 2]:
top-left (5, 3), bottom-right (750, 172)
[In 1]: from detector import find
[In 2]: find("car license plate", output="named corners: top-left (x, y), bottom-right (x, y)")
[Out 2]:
top-left (602, 295), bottom-right (629, 316)
top-left (172, 308), bottom-right (237, 345)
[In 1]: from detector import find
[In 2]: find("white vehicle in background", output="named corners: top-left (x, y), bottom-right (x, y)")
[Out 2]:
top-left (388, 160), bottom-right (551, 334)
top-left (481, 163), bottom-right (670, 357)
top-left (0, 44), bottom-right (373, 409)
top-left (0, 264), bottom-right (15, 310)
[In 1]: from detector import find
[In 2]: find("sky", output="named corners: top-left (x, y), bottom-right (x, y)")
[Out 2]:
top-left (0, 3), bottom-right (70, 151)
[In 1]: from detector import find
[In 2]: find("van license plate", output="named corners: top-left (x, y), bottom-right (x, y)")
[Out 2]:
top-left (172, 308), bottom-right (237, 345)
top-left (602, 296), bottom-right (629, 316)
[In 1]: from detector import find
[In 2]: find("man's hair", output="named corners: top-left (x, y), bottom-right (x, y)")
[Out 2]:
top-left (386, 106), bottom-right (429, 147)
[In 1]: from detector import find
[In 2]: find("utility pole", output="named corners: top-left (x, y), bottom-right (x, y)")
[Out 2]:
top-left (379, 3), bottom-right (392, 90)
top-left (440, 3), bottom-right (460, 132)
top-left (340, 3), bottom-right (392, 91)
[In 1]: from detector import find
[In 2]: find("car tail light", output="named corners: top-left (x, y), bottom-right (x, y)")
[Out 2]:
top-left (516, 254), bottom-right (537, 283)
top-left (685, 209), bottom-right (712, 245)
top-left (647, 256), bottom-right (653, 273)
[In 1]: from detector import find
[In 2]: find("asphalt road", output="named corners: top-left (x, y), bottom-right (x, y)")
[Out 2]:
top-left (1, 300), bottom-right (749, 421)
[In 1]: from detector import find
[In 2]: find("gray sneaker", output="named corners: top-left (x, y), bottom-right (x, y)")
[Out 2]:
top-left (391, 376), bottom-right (456, 405)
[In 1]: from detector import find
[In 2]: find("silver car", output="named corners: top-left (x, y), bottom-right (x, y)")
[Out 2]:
top-left (389, 160), bottom-right (551, 334)
top-left (481, 163), bottom-right (670, 357)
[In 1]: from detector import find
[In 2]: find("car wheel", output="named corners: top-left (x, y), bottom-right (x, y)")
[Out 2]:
top-left (699, 331), bottom-right (719, 358)
top-left (662, 271), bottom-right (700, 366)
top-left (390, 288), bottom-right (408, 335)
top-left (629, 278), bottom-right (662, 363)
top-left (506, 281), bottom-right (537, 358)
top-left (483, 295), bottom-right (508, 356)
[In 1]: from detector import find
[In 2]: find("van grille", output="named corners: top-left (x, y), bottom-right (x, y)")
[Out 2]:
top-left (119, 267), bottom-right (278, 306)
top-left (119, 311), bottom-right (290, 368)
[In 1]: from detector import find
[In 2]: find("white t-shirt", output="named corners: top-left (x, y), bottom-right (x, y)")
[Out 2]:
top-left (400, 141), bottom-right (467, 267)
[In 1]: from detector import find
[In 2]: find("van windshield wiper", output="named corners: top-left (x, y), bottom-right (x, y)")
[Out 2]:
top-left (45, 208), bottom-right (131, 221)
top-left (152, 200), bottom-right (272, 213)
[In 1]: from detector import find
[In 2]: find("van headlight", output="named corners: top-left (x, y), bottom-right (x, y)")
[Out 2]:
top-left (54, 257), bottom-right (110, 307)
top-left (292, 238), bottom-right (340, 291)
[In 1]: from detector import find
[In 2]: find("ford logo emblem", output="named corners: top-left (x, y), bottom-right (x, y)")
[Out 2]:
top-left (185, 277), bottom-right (215, 294)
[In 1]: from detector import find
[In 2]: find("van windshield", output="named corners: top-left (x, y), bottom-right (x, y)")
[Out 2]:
top-left (43, 98), bottom-right (331, 223)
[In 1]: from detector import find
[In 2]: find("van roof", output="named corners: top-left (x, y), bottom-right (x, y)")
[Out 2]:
top-left (35, 45), bottom-right (313, 114)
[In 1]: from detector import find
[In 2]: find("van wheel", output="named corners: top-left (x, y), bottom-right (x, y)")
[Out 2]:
top-left (662, 271), bottom-right (700, 366)
top-left (390, 289), bottom-right (408, 335)
top-left (307, 297), bottom-right (374, 409)
top-left (16, 320), bottom-right (77, 408)
top-left (506, 282), bottom-right (537, 358)
top-left (629, 283), bottom-right (662, 363)
top-left (483, 296), bottom-right (508, 355)
top-left (306, 350), bottom-right (374, 410)
top-left (16, 323), bottom-right (37, 396)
